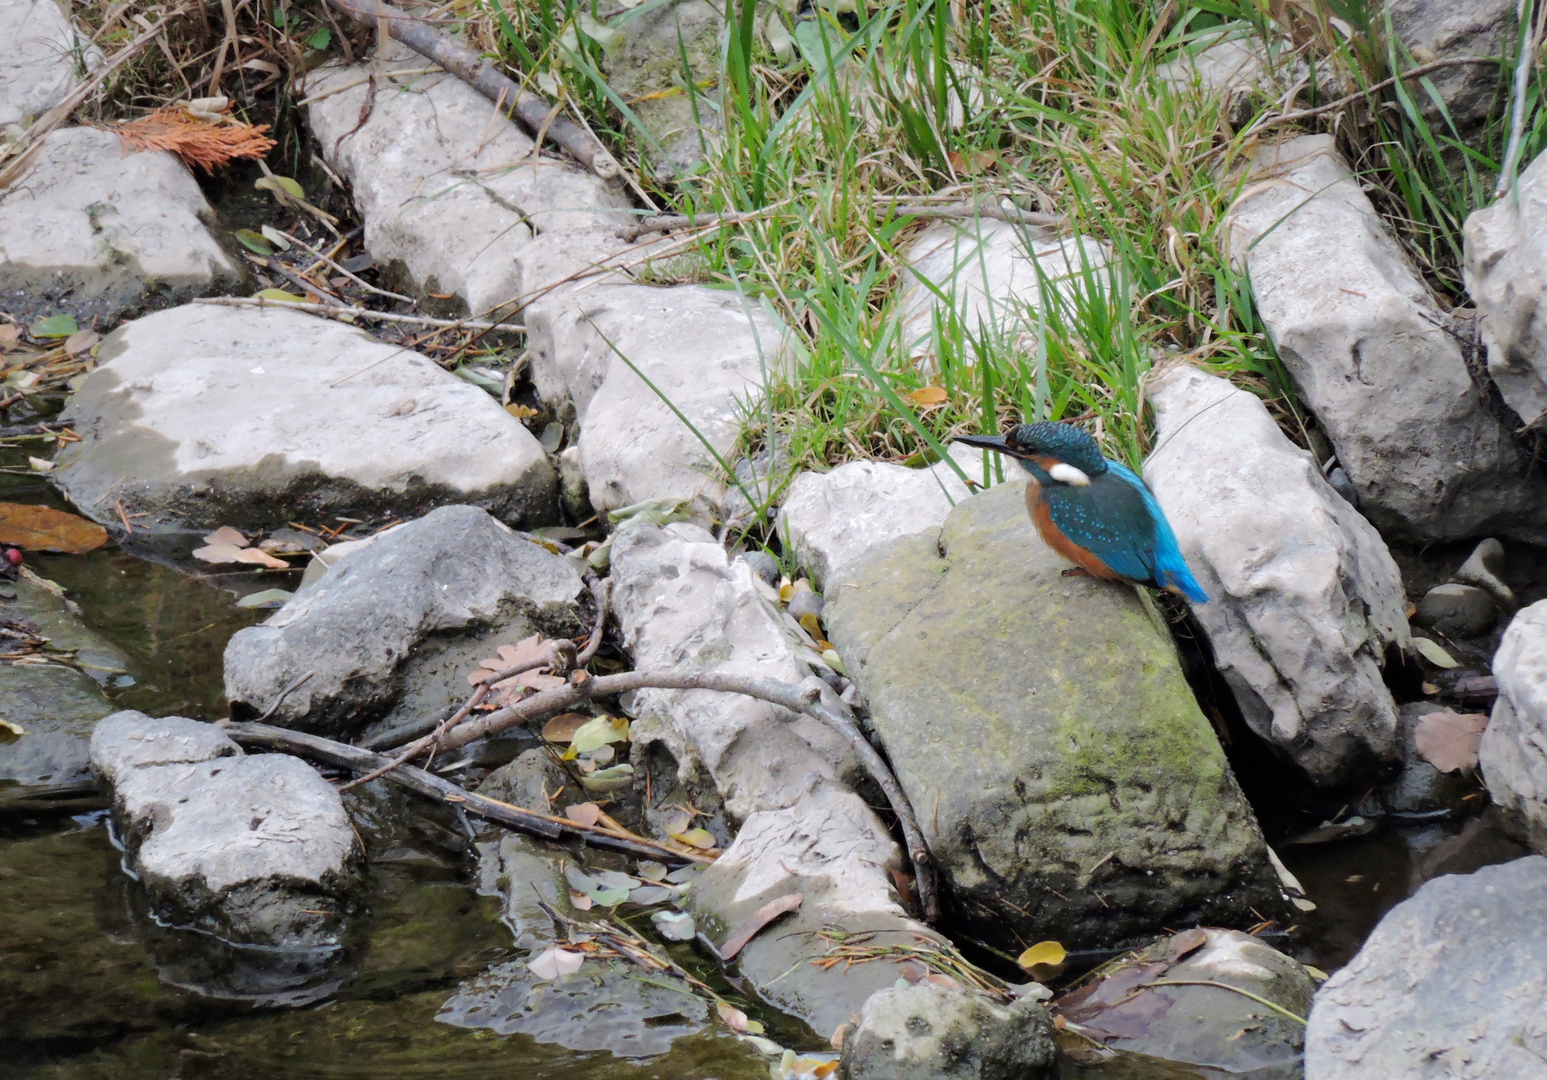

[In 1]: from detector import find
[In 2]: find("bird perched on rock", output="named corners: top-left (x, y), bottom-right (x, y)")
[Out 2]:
top-left (955, 421), bottom-right (1207, 603)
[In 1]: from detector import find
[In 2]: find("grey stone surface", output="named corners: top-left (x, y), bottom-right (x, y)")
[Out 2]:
top-left (823, 481), bottom-right (1279, 950)
top-left (525, 282), bottom-right (785, 514)
top-left (1414, 582), bottom-right (1497, 638)
top-left (610, 520), bottom-right (940, 1038)
top-left (1465, 148), bottom-right (1547, 430)
top-left (1146, 365), bottom-right (1409, 785)
top-left (1391, 0), bottom-right (1515, 138)
top-left (303, 44), bottom-right (630, 317)
top-left (90, 711), bottom-right (363, 949)
top-left (0, 0), bottom-right (99, 126)
top-left (1059, 929), bottom-right (1314, 1078)
top-left (224, 505), bottom-right (583, 736)
top-left (1305, 856), bottom-right (1547, 1079)
top-left (601, 0), bottom-right (724, 176)
top-left (1229, 134), bottom-right (1547, 542)
top-left (778, 442), bottom-right (988, 590)
top-left (476, 747), bottom-right (564, 813)
top-left (0, 128), bottom-right (239, 326)
top-left (840, 982), bottom-right (1057, 1080)
top-left (1479, 601), bottom-right (1547, 852)
top-left (52, 304), bottom-right (557, 531)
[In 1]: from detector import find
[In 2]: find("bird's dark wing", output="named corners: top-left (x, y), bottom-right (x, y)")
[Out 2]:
top-left (1042, 470), bottom-right (1161, 585)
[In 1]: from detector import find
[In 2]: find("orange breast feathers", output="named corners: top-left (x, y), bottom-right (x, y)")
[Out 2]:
top-left (1023, 476), bottom-right (1121, 581)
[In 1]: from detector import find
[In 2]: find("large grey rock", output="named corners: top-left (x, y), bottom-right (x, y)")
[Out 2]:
top-left (1146, 365), bottom-right (1409, 785)
top-left (52, 304), bottom-right (557, 531)
top-left (1306, 856), bottom-right (1547, 1079)
top-left (224, 505), bottom-right (584, 736)
top-left (1056, 928), bottom-right (1314, 1078)
top-left (525, 283), bottom-right (785, 514)
top-left (823, 480), bottom-right (1279, 950)
top-left (89, 711), bottom-right (364, 949)
top-left (303, 44), bottom-right (630, 317)
top-left (1464, 148), bottom-right (1547, 430)
top-left (1228, 134), bottom-right (1547, 542)
top-left (1479, 601), bottom-right (1547, 852)
top-left (0, 128), bottom-right (239, 325)
top-left (0, 0), bottom-right (99, 126)
top-left (1390, 0), bottom-right (1515, 138)
top-left (601, 0), bottom-right (724, 176)
top-left (840, 982), bottom-right (1057, 1080)
top-left (610, 520), bottom-right (941, 1038)
top-left (779, 442), bottom-right (987, 589)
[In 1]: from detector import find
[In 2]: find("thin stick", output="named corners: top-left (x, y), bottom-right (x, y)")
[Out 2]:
top-left (577, 575), bottom-right (609, 665)
top-left (275, 230), bottom-right (417, 304)
top-left (875, 203), bottom-right (1065, 229)
top-left (254, 257), bottom-right (348, 307)
top-left (1497, 0), bottom-right (1541, 198)
top-left (256, 671), bottom-right (314, 723)
top-left (192, 295), bottom-right (523, 333)
top-left (223, 720), bottom-right (712, 864)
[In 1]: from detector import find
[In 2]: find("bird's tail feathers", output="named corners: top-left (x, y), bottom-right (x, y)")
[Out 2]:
top-left (1161, 567), bottom-right (1208, 604)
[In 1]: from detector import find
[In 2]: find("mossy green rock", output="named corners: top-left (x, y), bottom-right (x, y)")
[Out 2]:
top-left (824, 481), bottom-right (1278, 949)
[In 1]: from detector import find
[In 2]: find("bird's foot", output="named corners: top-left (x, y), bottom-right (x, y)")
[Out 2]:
top-left (1060, 567), bottom-right (1091, 578)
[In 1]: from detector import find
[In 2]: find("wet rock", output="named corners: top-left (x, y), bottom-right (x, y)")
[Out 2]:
top-left (898, 220), bottom-right (1109, 365)
top-left (1146, 365), bottom-right (1409, 785)
top-left (778, 442), bottom-right (986, 589)
top-left (1454, 536), bottom-right (1517, 609)
top-left (601, 0), bottom-right (724, 176)
top-left (1465, 147), bottom-right (1547, 431)
top-left (1391, 0), bottom-right (1515, 140)
top-left (477, 747), bottom-right (565, 812)
top-left (1479, 601), bottom-right (1547, 852)
top-left (1056, 929), bottom-right (1313, 1078)
top-left (1414, 582), bottom-right (1497, 638)
top-left (474, 832), bottom-right (576, 951)
top-left (525, 283), bottom-right (785, 514)
top-left (0, 128), bottom-right (239, 326)
top-left (1306, 855), bottom-right (1547, 1078)
top-left (53, 305), bottom-right (557, 531)
top-left (1229, 134), bottom-right (1547, 542)
top-left (840, 982), bottom-right (1057, 1080)
top-left (610, 520), bottom-right (941, 1037)
top-left (303, 43), bottom-right (630, 316)
top-left (0, 2), bottom-right (99, 126)
top-left (1381, 702), bottom-right (1485, 819)
top-left (224, 505), bottom-right (583, 736)
top-left (89, 711), bottom-right (364, 949)
top-left (823, 480), bottom-right (1279, 950)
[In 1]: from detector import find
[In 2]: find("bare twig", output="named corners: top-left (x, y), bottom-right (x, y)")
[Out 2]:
top-left (224, 720), bottom-right (713, 864)
top-left (876, 202), bottom-right (1066, 229)
top-left (251, 256), bottom-right (349, 307)
top-left (192, 295), bottom-right (524, 332)
top-left (321, 0), bottom-right (620, 179)
top-left (255, 671), bottom-right (314, 723)
top-left (274, 230), bottom-right (417, 304)
top-left (577, 574), bottom-right (609, 665)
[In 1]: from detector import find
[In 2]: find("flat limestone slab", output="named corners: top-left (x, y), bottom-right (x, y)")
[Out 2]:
top-left (52, 304), bottom-right (557, 530)
top-left (0, 128), bottom-right (239, 325)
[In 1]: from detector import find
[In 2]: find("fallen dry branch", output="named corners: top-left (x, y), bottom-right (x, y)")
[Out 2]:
top-left (322, 0), bottom-right (620, 179)
top-left (106, 106), bottom-right (276, 172)
top-left (223, 720), bottom-right (713, 865)
top-left (192, 295), bottom-right (523, 332)
top-left (429, 668), bottom-right (941, 923)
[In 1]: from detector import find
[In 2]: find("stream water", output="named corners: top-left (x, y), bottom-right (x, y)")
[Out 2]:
top-left (0, 435), bottom-right (1529, 1080)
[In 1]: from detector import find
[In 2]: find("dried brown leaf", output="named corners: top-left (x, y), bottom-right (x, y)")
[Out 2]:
top-left (1413, 709), bottom-right (1489, 773)
top-left (192, 542), bottom-right (288, 568)
top-left (542, 713), bottom-right (592, 743)
top-left (718, 892), bottom-right (803, 960)
top-left (203, 525), bottom-right (249, 548)
top-left (565, 802), bottom-right (602, 827)
top-left (0, 502), bottom-right (108, 553)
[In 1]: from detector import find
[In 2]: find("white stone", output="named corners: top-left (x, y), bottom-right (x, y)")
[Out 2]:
top-left (0, 0), bottom-right (100, 126)
top-left (1480, 601), bottom-right (1547, 852)
top-left (1465, 149), bottom-right (1547, 429)
top-left (1227, 134), bottom-right (1547, 541)
top-left (1146, 365), bottom-right (1409, 785)
top-left (778, 441), bottom-right (994, 589)
top-left (898, 219), bottom-right (1110, 363)
top-left (53, 304), bottom-right (557, 530)
top-left (525, 282), bottom-right (786, 513)
top-left (303, 45), bottom-right (632, 316)
top-left (0, 128), bottom-right (238, 324)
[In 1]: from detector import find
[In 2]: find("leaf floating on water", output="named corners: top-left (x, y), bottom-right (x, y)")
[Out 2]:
top-left (719, 893), bottom-right (804, 960)
top-left (527, 946), bottom-right (585, 980)
top-left (1413, 708), bottom-right (1489, 773)
top-left (1413, 637), bottom-right (1459, 669)
top-left (0, 502), bottom-right (109, 553)
top-left (542, 712), bottom-right (592, 743)
top-left (27, 457), bottom-right (53, 473)
top-left (236, 588), bottom-right (293, 608)
top-left (1016, 940), bottom-right (1067, 979)
top-left (192, 542), bottom-right (289, 568)
top-left (590, 885), bottom-right (631, 907)
top-left (30, 314), bottom-right (78, 338)
top-left (565, 802), bottom-right (602, 827)
top-left (651, 909), bottom-right (696, 941)
top-left (628, 884), bottom-right (673, 906)
top-left (569, 889), bottom-right (594, 911)
top-left (204, 525), bottom-right (250, 548)
top-left (636, 860), bottom-right (668, 882)
top-left (670, 827), bottom-right (716, 850)
top-left (659, 808), bottom-right (692, 836)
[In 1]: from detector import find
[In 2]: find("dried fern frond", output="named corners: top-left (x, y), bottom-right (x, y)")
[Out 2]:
top-left (107, 103), bottom-right (276, 173)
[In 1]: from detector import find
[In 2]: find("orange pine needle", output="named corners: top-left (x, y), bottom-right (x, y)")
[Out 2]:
top-left (108, 106), bottom-right (276, 173)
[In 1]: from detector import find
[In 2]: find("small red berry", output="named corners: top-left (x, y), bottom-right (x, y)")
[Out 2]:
top-left (4, 548), bottom-right (22, 566)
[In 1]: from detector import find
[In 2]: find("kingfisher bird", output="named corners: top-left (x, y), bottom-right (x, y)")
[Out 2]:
top-left (954, 421), bottom-right (1208, 603)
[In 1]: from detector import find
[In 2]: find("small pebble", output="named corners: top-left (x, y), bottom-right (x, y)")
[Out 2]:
top-left (787, 590), bottom-right (824, 621)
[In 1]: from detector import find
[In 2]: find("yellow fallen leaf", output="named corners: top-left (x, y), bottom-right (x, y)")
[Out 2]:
top-left (1413, 637), bottom-right (1458, 669)
top-left (1016, 940), bottom-right (1066, 977)
top-left (905, 386), bottom-right (949, 406)
top-left (670, 827), bottom-right (716, 850)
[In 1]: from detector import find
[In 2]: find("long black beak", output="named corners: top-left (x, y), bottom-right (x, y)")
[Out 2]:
top-left (954, 433), bottom-right (1023, 458)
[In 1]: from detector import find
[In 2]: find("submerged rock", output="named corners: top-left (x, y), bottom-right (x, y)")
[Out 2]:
top-left (0, 128), bottom-right (239, 326)
top-left (841, 982), bottom-right (1057, 1080)
top-left (90, 711), bottom-right (364, 949)
top-left (53, 305), bottom-right (557, 532)
top-left (1479, 601), bottom-right (1547, 852)
top-left (224, 505), bottom-right (583, 737)
top-left (1229, 134), bottom-right (1547, 542)
top-left (0, 1), bottom-right (99, 126)
top-left (1146, 365), bottom-right (1409, 785)
top-left (1306, 856), bottom-right (1547, 1078)
top-left (1056, 928), bottom-right (1313, 1078)
top-left (823, 480), bottom-right (1279, 950)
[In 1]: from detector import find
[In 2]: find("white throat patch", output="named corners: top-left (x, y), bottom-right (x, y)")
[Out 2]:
top-left (1048, 462), bottom-right (1091, 486)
